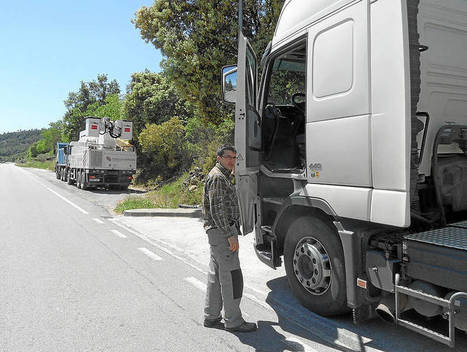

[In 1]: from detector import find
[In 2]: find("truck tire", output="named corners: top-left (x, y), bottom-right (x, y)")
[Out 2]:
top-left (81, 172), bottom-right (88, 190)
top-left (67, 170), bottom-right (73, 185)
top-left (284, 216), bottom-right (348, 316)
top-left (77, 171), bottom-right (82, 189)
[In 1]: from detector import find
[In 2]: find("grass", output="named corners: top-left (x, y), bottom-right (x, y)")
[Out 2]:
top-left (114, 196), bottom-right (157, 214)
top-left (114, 172), bottom-right (203, 214)
top-left (16, 159), bottom-right (55, 171)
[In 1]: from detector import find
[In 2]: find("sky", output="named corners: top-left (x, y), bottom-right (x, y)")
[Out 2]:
top-left (0, 0), bottom-right (162, 133)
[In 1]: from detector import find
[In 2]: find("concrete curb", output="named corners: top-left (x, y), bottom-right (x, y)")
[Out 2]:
top-left (123, 208), bottom-right (202, 218)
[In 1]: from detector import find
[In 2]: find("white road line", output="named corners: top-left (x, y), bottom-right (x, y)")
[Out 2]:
top-left (244, 293), bottom-right (274, 312)
top-left (282, 336), bottom-right (319, 352)
top-left (93, 218), bottom-right (104, 224)
top-left (44, 186), bottom-right (89, 215)
top-left (18, 167), bottom-right (89, 215)
top-left (138, 247), bottom-right (162, 261)
top-left (111, 229), bottom-right (127, 238)
top-left (111, 218), bottom-right (269, 314)
top-left (184, 277), bottom-right (206, 292)
top-left (112, 219), bottom-right (264, 297)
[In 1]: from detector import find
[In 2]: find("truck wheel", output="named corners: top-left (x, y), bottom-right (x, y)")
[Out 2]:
top-left (81, 173), bottom-right (87, 190)
top-left (67, 170), bottom-right (73, 185)
top-left (77, 171), bottom-right (82, 189)
top-left (284, 216), bottom-right (348, 316)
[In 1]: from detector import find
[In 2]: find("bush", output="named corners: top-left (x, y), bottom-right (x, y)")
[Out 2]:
top-left (114, 172), bottom-right (203, 212)
top-left (138, 117), bottom-right (191, 180)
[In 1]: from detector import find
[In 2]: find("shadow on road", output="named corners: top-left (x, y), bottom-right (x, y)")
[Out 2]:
top-left (261, 277), bottom-right (467, 352)
top-left (228, 319), bottom-right (343, 352)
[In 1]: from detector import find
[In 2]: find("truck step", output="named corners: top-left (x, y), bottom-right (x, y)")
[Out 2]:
top-left (396, 318), bottom-right (451, 346)
top-left (394, 274), bottom-right (467, 348)
top-left (256, 225), bottom-right (281, 269)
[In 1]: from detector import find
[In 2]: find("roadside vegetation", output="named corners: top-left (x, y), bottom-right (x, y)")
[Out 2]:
top-left (115, 172), bottom-right (203, 213)
top-left (0, 129), bottom-right (42, 163)
top-left (16, 159), bottom-right (55, 171)
top-left (14, 0), bottom-right (285, 210)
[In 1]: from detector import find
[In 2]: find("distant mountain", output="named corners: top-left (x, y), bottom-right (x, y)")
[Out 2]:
top-left (0, 129), bottom-right (43, 162)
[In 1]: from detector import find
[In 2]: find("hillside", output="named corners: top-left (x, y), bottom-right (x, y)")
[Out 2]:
top-left (0, 129), bottom-right (43, 162)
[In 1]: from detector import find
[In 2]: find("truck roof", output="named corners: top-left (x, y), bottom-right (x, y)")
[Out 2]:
top-left (273, 0), bottom-right (351, 49)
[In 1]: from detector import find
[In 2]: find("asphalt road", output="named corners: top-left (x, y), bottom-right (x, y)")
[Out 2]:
top-left (0, 163), bottom-right (337, 352)
top-left (2, 163), bottom-right (466, 352)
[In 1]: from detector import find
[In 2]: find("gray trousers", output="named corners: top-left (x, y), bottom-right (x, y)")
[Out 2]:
top-left (204, 228), bottom-right (244, 329)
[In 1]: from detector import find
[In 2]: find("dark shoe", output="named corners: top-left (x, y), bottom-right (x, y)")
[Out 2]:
top-left (226, 322), bottom-right (257, 333)
top-left (203, 317), bottom-right (223, 328)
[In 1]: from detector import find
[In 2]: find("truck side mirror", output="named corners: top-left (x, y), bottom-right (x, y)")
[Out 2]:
top-left (222, 65), bottom-right (237, 103)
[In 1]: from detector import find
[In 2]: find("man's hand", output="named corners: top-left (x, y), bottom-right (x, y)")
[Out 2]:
top-left (228, 236), bottom-right (239, 252)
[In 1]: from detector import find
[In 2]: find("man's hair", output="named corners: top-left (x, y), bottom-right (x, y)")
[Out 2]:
top-left (216, 145), bottom-right (236, 157)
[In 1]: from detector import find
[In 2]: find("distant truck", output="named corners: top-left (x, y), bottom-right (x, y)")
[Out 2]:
top-left (223, 0), bottom-right (467, 348)
top-left (55, 142), bottom-right (70, 181)
top-left (55, 117), bottom-right (136, 190)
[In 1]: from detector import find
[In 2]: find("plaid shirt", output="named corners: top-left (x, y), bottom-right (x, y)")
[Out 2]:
top-left (202, 163), bottom-right (240, 237)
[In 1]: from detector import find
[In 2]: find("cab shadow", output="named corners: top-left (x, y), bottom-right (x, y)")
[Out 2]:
top-left (227, 277), bottom-right (346, 351)
top-left (262, 277), bottom-right (467, 352)
top-left (228, 319), bottom-right (344, 352)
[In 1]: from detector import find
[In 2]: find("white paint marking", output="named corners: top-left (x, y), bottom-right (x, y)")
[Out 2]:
top-left (244, 293), bottom-right (274, 312)
top-left (184, 277), bottom-right (206, 292)
top-left (138, 247), bottom-right (162, 261)
top-left (248, 286), bottom-right (265, 296)
top-left (282, 336), bottom-right (318, 352)
top-left (93, 218), bottom-right (104, 224)
top-left (17, 167), bottom-right (89, 215)
top-left (44, 186), bottom-right (88, 214)
top-left (111, 229), bottom-right (127, 238)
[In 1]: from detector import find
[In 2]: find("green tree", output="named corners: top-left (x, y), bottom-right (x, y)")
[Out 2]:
top-left (138, 117), bottom-right (191, 180)
top-left (0, 129), bottom-right (42, 162)
top-left (27, 142), bottom-right (39, 159)
top-left (124, 70), bottom-right (193, 135)
top-left (35, 122), bottom-right (63, 155)
top-left (133, 0), bottom-right (285, 124)
top-left (84, 94), bottom-right (124, 121)
top-left (62, 74), bottom-right (120, 141)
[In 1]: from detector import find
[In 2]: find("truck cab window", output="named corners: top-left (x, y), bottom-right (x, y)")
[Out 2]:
top-left (262, 43), bottom-right (306, 172)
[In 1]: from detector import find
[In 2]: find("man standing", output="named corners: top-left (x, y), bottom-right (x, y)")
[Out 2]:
top-left (202, 145), bottom-right (257, 333)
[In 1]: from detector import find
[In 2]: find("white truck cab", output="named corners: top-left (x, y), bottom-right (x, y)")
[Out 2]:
top-left (223, 0), bottom-right (467, 347)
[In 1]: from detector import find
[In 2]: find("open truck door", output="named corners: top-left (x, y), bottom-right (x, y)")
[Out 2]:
top-left (223, 33), bottom-right (261, 235)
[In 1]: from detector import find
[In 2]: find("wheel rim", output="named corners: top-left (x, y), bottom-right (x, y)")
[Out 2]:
top-left (292, 236), bottom-right (332, 295)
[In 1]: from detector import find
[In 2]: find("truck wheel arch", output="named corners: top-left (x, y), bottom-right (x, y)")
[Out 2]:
top-left (273, 196), bottom-right (338, 251)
